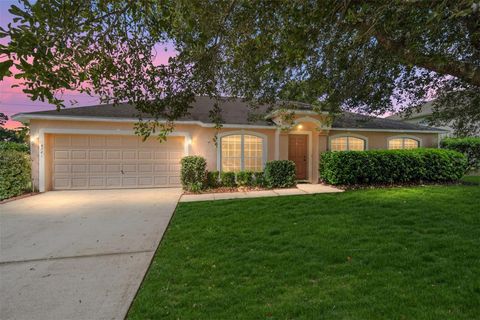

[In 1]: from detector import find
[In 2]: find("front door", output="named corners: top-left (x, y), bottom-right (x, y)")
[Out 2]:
top-left (288, 134), bottom-right (308, 180)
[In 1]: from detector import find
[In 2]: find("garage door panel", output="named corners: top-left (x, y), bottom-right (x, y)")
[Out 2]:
top-left (138, 151), bottom-right (152, 160)
top-left (71, 150), bottom-right (87, 160)
top-left (122, 150), bottom-right (136, 160)
top-left (54, 164), bottom-right (70, 173)
top-left (54, 150), bottom-right (70, 160)
top-left (138, 164), bottom-right (153, 173)
top-left (89, 150), bottom-right (104, 160)
top-left (106, 150), bottom-right (121, 160)
top-left (122, 164), bottom-right (137, 173)
top-left (89, 136), bottom-right (106, 147)
top-left (54, 178), bottom-right (70, 189)
top-left (89, 164), bottom-right (105, 173)
top-left (72, 164), bottom-right (88, 173)
top-left (54, 136), bottom-right (71, 146)
top-left (52, 134), bottom-right (184, 190)
top-left (106, 164), bottom-right (121, 173)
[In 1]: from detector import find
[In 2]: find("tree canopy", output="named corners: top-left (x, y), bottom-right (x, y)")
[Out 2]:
top-left (1, 0), bottom-right (479, 136)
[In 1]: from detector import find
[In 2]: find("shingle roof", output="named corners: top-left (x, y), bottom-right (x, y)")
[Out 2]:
top-left (332, 112), bottom-right (444, 131)
top-left (15, 96), bottom-right (445, 132)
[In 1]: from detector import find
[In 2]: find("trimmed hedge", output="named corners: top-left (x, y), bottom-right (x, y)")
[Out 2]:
top-left (220, 171), bottom-right (236, 187)
top-left (319, 148), bottom-right (467, 185)
top-left (180, 156), bottom-right (207, 192)
top-left (236, 171), bottom-right (254, 187)
top-left (0, 141), bottom-right (29, 153)
top-left (0, 149), bottom-right (31, 200)
top-left (253, 171), bottom-right (266, 187)
top-left (206, 170), bottom-right (221, 188)
top-left (441, 137), bottom-right (480, 170)
top-left (264, 160), bottom-right (296, 188)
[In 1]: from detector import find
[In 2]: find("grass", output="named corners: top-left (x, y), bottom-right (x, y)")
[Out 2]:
top-left (128, 185), bottom-right (480, 319)
top-left (462, 175), bottom-right (480, 185)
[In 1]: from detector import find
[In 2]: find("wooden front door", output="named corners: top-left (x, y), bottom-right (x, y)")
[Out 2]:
top-left (288, 134), bottom-right (308, 180)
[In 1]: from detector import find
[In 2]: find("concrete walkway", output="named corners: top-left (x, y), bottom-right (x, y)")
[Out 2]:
top-left (0, 188), bottom-right (182, 320)
top-left (180, 183), bottom-right (343, 202)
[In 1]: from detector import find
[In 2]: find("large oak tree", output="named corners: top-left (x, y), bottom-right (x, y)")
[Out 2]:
top-left (1, 0), bottom-right (479, 136)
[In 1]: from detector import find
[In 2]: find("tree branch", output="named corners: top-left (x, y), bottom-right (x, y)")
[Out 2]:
top-left (373, 31), bottom-right (480, 87)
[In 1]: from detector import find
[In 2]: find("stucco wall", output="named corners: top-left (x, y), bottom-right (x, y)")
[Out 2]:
top-left (328, 130), bottom-right (439, 149)
top-left (28, 119), bottom-right (277, 190)
top-left (29, 119), bottom-right (440, 190)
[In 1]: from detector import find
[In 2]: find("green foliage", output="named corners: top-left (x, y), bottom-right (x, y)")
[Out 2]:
top-left (236, 171), bottom-right (254, 187)
top-left (2, 2), bottom-right (480, 137)
top-left (220, 171), bottom-right (236, 188)
top-left (0, 149), bottom-right (31, 200)
top-left (0, 126), bottom-right (29, 144)
top-left (441, 137), bottom-right (480, 170)
top-left (253, 171), bottom-right (266, 188)
top-left (206, 170), bottom-right (220, 189)
top-left (0, 141), bottom-right (29, 153)
top-left (129, 185), bottom-right (480, 320)
top-left (319, 149), bottom-right (467, 185)
top-left (180, 156), bottom-right (206, 192)
top-left (264, 160), bottom-right (296, 188)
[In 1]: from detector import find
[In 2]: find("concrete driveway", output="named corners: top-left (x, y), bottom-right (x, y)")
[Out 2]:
top-left (0, 188), bottom-right (182, 320)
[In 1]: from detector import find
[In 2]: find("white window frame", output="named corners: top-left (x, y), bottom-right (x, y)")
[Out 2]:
top-left (217, 130), bottom-right (267, 172)
top-left (387, 135), bottom-right (422, 149)
top-left (328, 134), bottom-right (369, 151)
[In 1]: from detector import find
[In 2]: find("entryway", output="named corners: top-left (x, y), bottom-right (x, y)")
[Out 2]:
top-left (288, 134), bottom-right (308, 180)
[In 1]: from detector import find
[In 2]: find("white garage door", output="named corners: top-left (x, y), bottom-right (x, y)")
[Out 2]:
top-left (51, 134), bottom-right (184, 190)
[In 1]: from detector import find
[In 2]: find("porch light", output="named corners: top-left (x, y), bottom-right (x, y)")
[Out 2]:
top-left (297, 124), bottom-right (303, 130)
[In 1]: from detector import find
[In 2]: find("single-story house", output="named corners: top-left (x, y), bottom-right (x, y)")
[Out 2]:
top-left (13, 96), bottom-right (446, 192)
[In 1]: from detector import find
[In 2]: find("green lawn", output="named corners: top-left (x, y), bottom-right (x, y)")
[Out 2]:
top-left (128, 185), bottom-right (480, 319)
top-left (462, 175), bottom-right (480, 185)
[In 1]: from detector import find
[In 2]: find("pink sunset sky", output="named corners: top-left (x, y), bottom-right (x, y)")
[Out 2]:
top-left (0, 0), bottom-right (176, 129)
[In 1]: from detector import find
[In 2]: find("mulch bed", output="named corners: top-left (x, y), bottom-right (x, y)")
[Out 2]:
top-left (336, 181), bottom-right (464, 191)
top-left (0, 192), bottom-right (39, 204)
top-left (184, 186), bottom-right (272, 195)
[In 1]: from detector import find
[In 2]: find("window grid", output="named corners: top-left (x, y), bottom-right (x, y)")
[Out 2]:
top-left (388, 138), bottom-right (419, 150)
top-left (330, 136), bottom-right (366, 151)
top-left (221, 134), bottom-right (264, 172)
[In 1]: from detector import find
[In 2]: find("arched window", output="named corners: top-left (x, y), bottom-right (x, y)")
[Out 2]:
top-left (330, 136), bottom-right (366, 151)
top-left (388, 137), bottom-right (420, 149)
top-left (219, 133), bottom-right (265, 172)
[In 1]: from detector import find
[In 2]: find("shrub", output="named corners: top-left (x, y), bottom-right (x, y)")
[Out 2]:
top-left (0, 141), bottom-right (29, 153)
top-left (441, 137), bottom-right (480, 170)
top-left (220, 171), bottom-right (237, 187)
top-left (0, 149), bottom-right (31, 200)
top-left (264, 160), bottom-right (296, 188)
top-left (180, 156), bottom-right (207, 192)
top-left (236, 171), bottom-right (254, 187)
top-left (206, 170), bottom-right (221, 188)
top-left (319, 148), bottom-right (467, 185)
top-left (253, 171), bottom-right (266, 187)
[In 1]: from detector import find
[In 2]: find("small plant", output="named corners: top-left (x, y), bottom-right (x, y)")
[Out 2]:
top-left (253, 171), bottom-right (266, 187)
top-left (180, 156), bottom-right (207, 191)
top-left (236, 171), bottom-right (254, 187)
top-left (187, 182), bottom-right (203, 193)
top-left (206, 170), bottom-right (221, 188)
top-left (220, 171), bottom-right (237, 187)
top-left (264, 160), bottom-right (296, 188)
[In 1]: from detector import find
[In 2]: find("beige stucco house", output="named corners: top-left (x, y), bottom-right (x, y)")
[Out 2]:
top-left (13, 97), bottom-right (445, 192)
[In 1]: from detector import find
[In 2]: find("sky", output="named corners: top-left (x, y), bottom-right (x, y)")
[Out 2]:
top-left (0, 0), bottom-right (176, 129)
